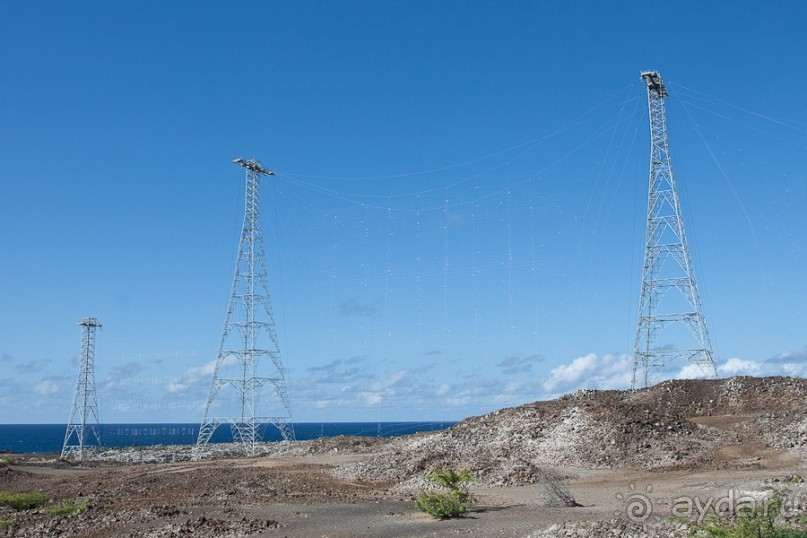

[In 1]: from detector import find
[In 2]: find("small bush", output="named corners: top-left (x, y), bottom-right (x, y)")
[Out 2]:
top-left (415, 466), bottom-right (474, 519)
top-left (423, 467), bottom-right (473, 496)
top-left (678, 487), bottom-right (806, 538)
top-left (43, 499), bottom-right (87, 517)
top-left (766, 531), bottom-right (807, 538)
top-left (0, 519), bottom-right (11, 527)
top-left (0, 457), bottom-right (14, 466)
top-left (700, 487), bottom-right (782, 538)
top-left (416, 491), bottom-right (467, 518)
top-left (0, 492), bottom-right (47, 511)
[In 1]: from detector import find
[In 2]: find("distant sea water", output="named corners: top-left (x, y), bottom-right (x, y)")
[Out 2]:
top-left (0, 422), bottom-right (456, 454)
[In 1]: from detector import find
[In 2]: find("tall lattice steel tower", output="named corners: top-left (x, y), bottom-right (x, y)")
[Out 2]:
top-left (632, 71), bottom-right (717, 388)
top-left (61, 317), bottom-right (102, 461)
top-left (195, 157), bottom-right (294, 457)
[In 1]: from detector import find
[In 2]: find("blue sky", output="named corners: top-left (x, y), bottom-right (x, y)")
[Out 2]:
top-left (1, 1), bottom-right (805, 424)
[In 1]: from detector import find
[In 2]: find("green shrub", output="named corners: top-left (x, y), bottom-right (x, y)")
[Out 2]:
top-left (0, 457), bottom-right (14, 466)
top-left (0, 519), bottom-right (11, 527)
top-left (0, 492), bottom-right (47, 510)
top-left (416, 491), bottom-right (467, 518)
top-left (415, 466), bottom-right (474, 519)
top-left (678, 487), bottom-right (806, 538)
top-left (700, 487), bottom-right (781, 538)
top-left (43, 499), bottom-right (87, 517)
top-left (765, 531), bottom-right (807, 538)
top-left (423, 467), bottom-right (473, 499)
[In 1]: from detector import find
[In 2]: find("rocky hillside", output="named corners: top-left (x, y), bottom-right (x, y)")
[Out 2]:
top-left (333, 376), bottom-right (807, 486)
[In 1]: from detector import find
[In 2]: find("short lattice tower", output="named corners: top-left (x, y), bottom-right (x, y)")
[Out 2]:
top-left (61, 317), bottom-right (102, 461)
top-left (633, 71), bottom-right (718, 388)
top-left (195, 158), bottom-right (295, 458)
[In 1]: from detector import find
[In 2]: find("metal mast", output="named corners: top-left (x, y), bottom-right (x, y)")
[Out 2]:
top-left (195, 157), bottom-right (294, 457)
top-left (632, 71), bottom-right (717, 388)
top-left (61, 317), bottom-right (102, 461)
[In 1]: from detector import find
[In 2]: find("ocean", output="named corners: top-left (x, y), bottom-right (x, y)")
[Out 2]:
top-left (0, 422), bottom-right (455, 454)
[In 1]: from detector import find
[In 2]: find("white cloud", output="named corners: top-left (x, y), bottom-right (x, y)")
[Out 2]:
top-left (542, 353), bottom-right (631, 394)
top-left (537, 350), bottom-right (806, 408)
top-left (719, 358), bottom-right (761, 376)
top-left (165, 380), bottom-right (189, 393)
top-left (542, 353), bottom-right (597, 392)
top-left (763, 348), bottom-right (807, 377)
top-left (674, 363), bottom-right (713, 379)
top-left (677, 352), bottom-right (806, 380)
top-left (33, 380), bottom-right (60, 395)
top-left (165, 356), bottom-right (234, 394)
top-left (281, 347), bottom-right (807, 421)
top-left (359, 392), bottom-right (383, 406)
top-left (782, 363), bottom-right (806, 377)
top-left (370, 369), bottom-right (409, 391)
top-left (646, 353), bottom-right (803, 383)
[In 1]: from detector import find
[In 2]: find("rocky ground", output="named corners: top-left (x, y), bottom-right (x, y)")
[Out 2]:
top-left (0, 376), bottom-right (805, 537)
top-left (333, 376), bottom-right (806, 489)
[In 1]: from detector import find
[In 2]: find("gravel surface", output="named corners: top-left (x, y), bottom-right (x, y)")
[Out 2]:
top-left (333, 376), bottom-right (806, 487)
